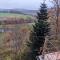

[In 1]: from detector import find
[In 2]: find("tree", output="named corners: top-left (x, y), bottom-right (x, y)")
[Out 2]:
top-left (47, 0), bottom-right (60, 52)
top-left (49, 0), bottom-right (60, 40)
top-left (27, 3), bottom-right (49, 60)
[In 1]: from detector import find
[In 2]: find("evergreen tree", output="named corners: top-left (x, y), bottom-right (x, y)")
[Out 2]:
top-left (27, 3), bottom-right (49, 60)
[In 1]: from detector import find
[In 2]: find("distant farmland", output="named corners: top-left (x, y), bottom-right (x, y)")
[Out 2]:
top-left (0, 13), bottom-right (34, 20)
top-left (0, 13), bottom-right (36, 24)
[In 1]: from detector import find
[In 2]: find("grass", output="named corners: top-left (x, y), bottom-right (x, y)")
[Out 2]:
top-left (0, 13), bottom-right (33, 20)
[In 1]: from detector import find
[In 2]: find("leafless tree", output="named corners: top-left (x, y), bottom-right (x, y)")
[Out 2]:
top-left (49, 0), bottom-right (60, 40)
top-left (42, 1), bottom-right (60, 59)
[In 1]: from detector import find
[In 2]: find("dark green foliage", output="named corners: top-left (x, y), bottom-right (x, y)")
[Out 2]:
top-left (27, 3), bottom-right (49, 60)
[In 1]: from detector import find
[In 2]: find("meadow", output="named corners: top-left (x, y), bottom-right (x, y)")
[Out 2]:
top-left (0, 13), bottom-right (34, 20)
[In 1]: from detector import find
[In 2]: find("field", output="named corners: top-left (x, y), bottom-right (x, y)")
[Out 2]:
top-left (0, 13), bottom-right (34, 20)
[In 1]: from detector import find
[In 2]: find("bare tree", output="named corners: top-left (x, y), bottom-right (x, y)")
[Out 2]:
top-left (49, 0), bottom-right (60, 40)
top-left (42, 0), bottom-right (60, 55)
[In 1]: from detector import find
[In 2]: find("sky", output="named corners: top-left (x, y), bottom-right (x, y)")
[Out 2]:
top-left (0, 0), bottom-right (53, 10)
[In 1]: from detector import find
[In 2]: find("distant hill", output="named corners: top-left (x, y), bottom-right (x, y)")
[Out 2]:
top-left (0, 9), bottom-right (38, 16)
top-left (15, 9), bottom-right (38, 15)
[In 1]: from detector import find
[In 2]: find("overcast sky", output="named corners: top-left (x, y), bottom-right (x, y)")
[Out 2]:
top-left (0, 0), bottom-right (53, 10)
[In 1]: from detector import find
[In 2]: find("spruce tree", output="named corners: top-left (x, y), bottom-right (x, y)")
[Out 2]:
top-left (27, 3), bottom-right (49, 60)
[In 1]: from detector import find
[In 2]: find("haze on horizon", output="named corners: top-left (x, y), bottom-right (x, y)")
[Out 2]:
top-left (0, 0), bottom-right (53, 10)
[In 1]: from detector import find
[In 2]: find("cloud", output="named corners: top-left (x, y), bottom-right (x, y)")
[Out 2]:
top-left (0, 0), bottom-right (52, 9)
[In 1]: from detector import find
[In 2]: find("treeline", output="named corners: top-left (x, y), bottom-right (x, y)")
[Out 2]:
top-left (0, 19), bottom-right (33, 24)
top-left (0, 10), bottom-right (25, 14)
